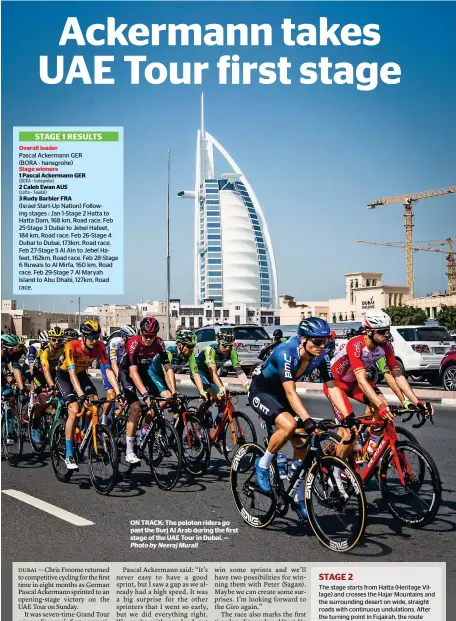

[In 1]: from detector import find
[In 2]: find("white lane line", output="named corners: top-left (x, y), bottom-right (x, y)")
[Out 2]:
top-left (2, 490), bottom-right (94, 526)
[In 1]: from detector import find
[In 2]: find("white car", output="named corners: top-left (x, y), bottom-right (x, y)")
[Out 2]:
top-left (388, 325), bottom-right (453, 384)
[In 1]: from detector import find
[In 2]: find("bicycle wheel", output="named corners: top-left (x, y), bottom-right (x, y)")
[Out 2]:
top-left (28, 403), bottom-right (48, 454)
top-left (2, 406), bottom-right (23, 466)
top-left (395, 425), bottom-right (419, 445)
top-left (50, 418), bottom-right (75, 482)
top-left (222, 411), bottom-right (257, 463)
top-left (179, 414), bottom-right (211, 476)
top-left (305, 455), bottom-right (366, 552)
top-left (149, 419), bottom-right (182, 490)
top-left (379, 441), bottom-right (441, 527)
top-left (88, 424), bottom-right (118, 495)
top-left (230, 443), bottom-right (278, 528)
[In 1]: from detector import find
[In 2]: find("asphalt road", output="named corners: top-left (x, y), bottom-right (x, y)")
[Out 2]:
top-left (2, 382), bottom-right (456, 616)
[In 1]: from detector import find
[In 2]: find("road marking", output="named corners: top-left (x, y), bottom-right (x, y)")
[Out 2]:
top-left (2, 490), bottom-right (94, 526)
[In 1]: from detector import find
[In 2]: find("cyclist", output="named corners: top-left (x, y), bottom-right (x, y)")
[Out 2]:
top-left (259, 329), bottom-right (288, 362)
top-left (30, 326), bottom-right (65, 444)
top-left (63, 328), bottom-right (79, 343)
top-left (1, 334), bottom-right (28, 441)
top-left (119, 317), bottom-right (169, 465)
top-left (148, 329), bottom-right (208, 401)
top-left (325, 309), bottom-right (434, 459)
top-left (249, 317), bottom-right (357, 518)
top-left (98, 324), bottom-right (137, 425)
top-left (56, 320), bottom-right (124, 470)
top-left (195, 330), bottom-right (250, 396)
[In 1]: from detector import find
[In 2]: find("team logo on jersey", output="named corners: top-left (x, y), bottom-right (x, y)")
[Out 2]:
top-left (252, 396), bottom-right (270, 416)
top-left (283, 354), bottom-right (292, 379)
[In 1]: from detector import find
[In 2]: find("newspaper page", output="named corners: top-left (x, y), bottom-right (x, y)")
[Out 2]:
top-left (1, 1), bottom-right (454, 619)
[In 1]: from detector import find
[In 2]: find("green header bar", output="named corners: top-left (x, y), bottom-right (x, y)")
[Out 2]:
top-left (18, 131), bottom-right (119, 142)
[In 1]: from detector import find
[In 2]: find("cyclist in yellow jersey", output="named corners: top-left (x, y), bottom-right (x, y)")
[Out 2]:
top-left (30, 326), bottom-right (65, 444)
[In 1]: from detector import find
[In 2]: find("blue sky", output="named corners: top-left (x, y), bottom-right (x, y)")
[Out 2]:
top-left (2, 1), bottom-right (455, 312)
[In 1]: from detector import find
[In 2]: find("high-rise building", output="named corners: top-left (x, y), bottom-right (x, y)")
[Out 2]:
top-left (178, 94), bottom-right (278, 308)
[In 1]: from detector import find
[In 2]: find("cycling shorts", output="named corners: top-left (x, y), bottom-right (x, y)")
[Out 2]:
top-left (119, 369), bottom-right (160, 406)
top-left (190, 370), bottom-right (220, 394)
top-left (100, 363), bottom-right (113, 391)
top-left (323, 379), bottom-right (381, 423)
top-left (147, 370), bottom-right (169, 395)
top-left (248, 374), bottom-right (292, 424)
top-left (55, 370), bottom-right (98, 405)
top-left (33, 370), bottom-right (56, 395)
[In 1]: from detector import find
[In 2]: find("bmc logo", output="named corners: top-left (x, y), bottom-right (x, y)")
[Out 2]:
top-left (283, 353), bottom-right (292, 379)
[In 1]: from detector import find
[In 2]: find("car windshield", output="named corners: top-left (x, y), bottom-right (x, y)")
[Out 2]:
top-left (234, 327), bottom-right (270, 341)
top-left (415, 327), bottom-right (453, 341)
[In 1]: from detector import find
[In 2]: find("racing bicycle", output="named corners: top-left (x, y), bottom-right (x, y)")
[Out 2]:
top-left (230, 420), bottom-right (366, 552)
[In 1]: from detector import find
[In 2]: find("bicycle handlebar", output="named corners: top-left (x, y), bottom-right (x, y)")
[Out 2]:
top-left (390, 404), bottom-right (431, 429)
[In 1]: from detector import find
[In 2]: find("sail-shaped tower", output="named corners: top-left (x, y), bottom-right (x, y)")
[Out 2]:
top-left (178, 94), bottom-right (278, 308)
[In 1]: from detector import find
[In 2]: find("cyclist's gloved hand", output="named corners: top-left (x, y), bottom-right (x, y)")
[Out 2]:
top-left (48, 385), bottom-right (57, 395)
top-left (77, 394), bottom-right (88, 408)
top-left (116, 392), bottom-right (127, 407)
top-left (171, 391), bottom-right (179, 401)
top-left (244, 382), bottom-right (250, 392)
top-left (19, 388), bottom-right (29, 403)
top-left (344, 412), bottom-right (360, 430)
top-left (402, 398), bottom-right (413, 409)
top-left (378, 403), bottom-right (394, 421)
top-left (417, 401), bottom-right (434, 419)
top-left (303, 417), bottom-right (316, 435)
top-left (142, 392), bottom-right (152, 407)
top-left (199, 390), bottom-right (208, 401)
top-left (217, 387), bottom-right (226, 399)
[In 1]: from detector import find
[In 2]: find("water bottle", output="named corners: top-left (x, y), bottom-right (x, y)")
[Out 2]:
top-left (276, 453), bottom-right (288, 480)
top-left (289, 459), bottom-right (303, 480)
top-left (140, 424), bottom-right (150, 440)
top-left (214, 412), bottom-right (223, 428)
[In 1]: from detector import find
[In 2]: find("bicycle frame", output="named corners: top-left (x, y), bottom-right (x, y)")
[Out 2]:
top-left (73, 403), bottom-right (100, 457)
top-left (206, 395), bottom-right (242, 446)
top-left (351, 417), bottom-right (412, 487)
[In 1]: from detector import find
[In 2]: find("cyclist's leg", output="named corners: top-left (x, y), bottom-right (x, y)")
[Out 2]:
top-left (351, 382), bottom-right (386, 448)
top-left (56, 371), bottom-right (80, 468)
top-left (100, 363), bottom-right (115, 424)
top-left (118, 369), bottom-right (142, 463)
top-left (323, 380), bottom-right (357, 459)
top-left (249, 389), bottom-right (296, 492)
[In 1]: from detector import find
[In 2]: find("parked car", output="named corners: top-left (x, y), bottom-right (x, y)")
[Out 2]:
top-left (388, 325), bottom-right (454, 385)
top-left (194, 324), bottom-right (271, 376)
top-left (439, 346), bottom-right (456, 391)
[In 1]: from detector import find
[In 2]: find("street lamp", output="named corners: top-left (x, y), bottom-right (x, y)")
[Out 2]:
top-left (69, 297), bottom-right (81, 328)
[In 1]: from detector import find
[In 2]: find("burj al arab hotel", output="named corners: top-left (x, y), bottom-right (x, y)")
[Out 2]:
top-left (178, 94), bottom-right (278, 308)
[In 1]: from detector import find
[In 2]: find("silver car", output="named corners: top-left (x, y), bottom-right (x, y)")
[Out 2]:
top-left (194, 324), bottom-right (272, 375)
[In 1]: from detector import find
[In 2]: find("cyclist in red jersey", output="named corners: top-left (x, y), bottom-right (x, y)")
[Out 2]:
top-left (119, 316), bottom-right (172, 465)
top-left (324, 309), bottom-right (434, 458)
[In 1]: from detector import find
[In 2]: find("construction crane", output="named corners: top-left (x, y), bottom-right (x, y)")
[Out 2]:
top-left (356, 239), bottom-right (456, 294)
top-left (367, 186), bottom-right (456, 297)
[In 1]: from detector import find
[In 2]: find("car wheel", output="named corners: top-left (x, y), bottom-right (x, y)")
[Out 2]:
top-left (442, 365), bottom-right (456, 391)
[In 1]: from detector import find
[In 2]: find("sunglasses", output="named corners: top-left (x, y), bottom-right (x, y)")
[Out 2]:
top-left (375, 329), bottom-right (391, 336)
top-left (142, 333), bottom-right (157, 339)
top-left (49, 338), bottom-right (62, 343)
top-left (86, 334), bottom-right (100, 341)
top-left (310, 337), bottom-right (328, 347)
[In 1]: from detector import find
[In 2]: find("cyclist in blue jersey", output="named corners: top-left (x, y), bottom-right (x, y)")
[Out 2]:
top-left (249, 317), bottom-right (357, 519)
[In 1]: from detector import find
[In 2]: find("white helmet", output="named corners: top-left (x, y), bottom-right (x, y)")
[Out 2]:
top-left (120, 324), bottom-right (137, 338)
top-left (39, 330), bottom-right (49, 342)
top-left (362, 310), bottom-right (392, 330)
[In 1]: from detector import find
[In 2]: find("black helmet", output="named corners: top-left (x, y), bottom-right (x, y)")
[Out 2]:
top-left (297, 317), bottom-right (331, 338)
top-left (273, 329), bottom-right (283, 339)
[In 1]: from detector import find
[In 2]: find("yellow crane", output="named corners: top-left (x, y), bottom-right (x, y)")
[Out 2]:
top-left (356, 239), bottom-right (456, 294)
top-left (367, 186), bottom-right (456, 297)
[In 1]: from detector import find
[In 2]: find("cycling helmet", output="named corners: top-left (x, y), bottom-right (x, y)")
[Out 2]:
top-left (63, 328), bottom-right (79, 342)
top-left (17, 335), bottom-right (25, 345)
top-left (120, 324), bottom-right (137, 339)
top-left (140, 316), bottom-right (159, 335)
top-left (176, 330), bottom-right (197, 347)
top-left (1, 334), bottom-right (19, 349)
top-left (216, 330), bottom-right (235, 346)
top-left (297, 317), bottom-right (331, 338)
top-left (48, 326), bottom-right (64, 338)
top-left (39, 330), bottom-right (49, 342)
top-left (80, 320), bottom-right (101, 336)
top-left (362, 310), bottom-right (392, 330)
top-left (273, 329), bottom-right (283, 339)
